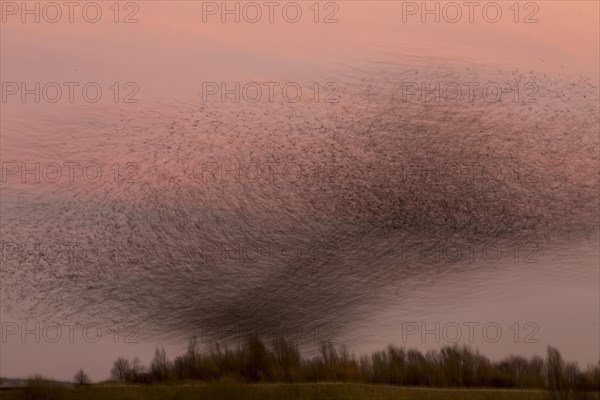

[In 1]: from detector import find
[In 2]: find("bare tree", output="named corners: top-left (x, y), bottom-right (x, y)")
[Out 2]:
top-left (111, 357), bottom-right (131, 382)
top-left (150, 347), bottom-right (171, 381)
top-left (130, 356), bottom-right (145, 381)
top-left (546, 346), bottom-right (565, 399)
top-left (74, 369), bottom-right (90, 386)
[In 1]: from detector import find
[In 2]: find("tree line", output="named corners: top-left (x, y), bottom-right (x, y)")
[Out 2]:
top-left (109, 337), bottom-right (600, 399)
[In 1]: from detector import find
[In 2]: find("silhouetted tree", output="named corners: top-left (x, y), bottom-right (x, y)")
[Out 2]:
top-left (73, 369), bottom-right (90, 386)
top-left (111, 357), bottom-right (131, 382)
top-left (150, 347), bottom-right (171, 382)
top-left (271, 336), bottom-right (302, 382)
top-left (547, 346), bottom-right (567, 399)
top-left (243, 337), bottom-right (272, 382)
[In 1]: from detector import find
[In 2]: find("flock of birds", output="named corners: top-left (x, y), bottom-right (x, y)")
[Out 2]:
top-left (1, 61), bottom-right (598, 348)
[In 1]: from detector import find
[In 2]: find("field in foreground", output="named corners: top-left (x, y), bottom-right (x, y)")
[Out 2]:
top-left (0, 383), bottom-right (560, 400)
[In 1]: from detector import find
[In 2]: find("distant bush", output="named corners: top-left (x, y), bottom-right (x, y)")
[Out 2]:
top-left (20, 375), bottom-right (66, 400)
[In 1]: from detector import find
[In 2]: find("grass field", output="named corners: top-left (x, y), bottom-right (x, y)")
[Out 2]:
top-left (0, 382), bottom-right (558, 400)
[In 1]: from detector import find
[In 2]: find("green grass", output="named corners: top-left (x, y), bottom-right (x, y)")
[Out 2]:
top-left (0, 382), bottom-right (556, 400)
